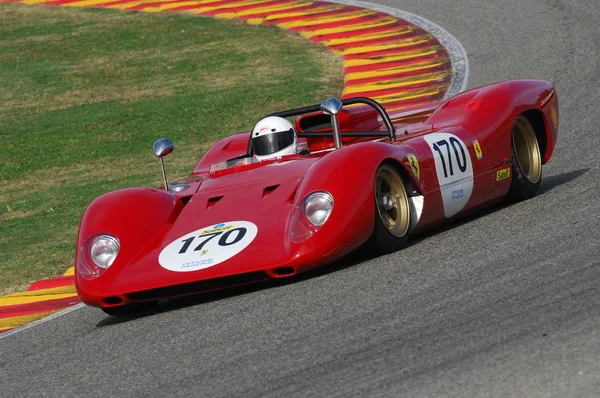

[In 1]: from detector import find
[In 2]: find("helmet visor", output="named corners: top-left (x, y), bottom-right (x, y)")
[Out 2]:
top-left (252, 129), bottom-right (294, 156)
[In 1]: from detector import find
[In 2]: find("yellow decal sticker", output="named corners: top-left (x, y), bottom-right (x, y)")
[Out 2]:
top-left (472, 140), bottom-right (483, 160)
top-left (551, 105), bottom-right (558, 128)
top-left (198, 224), bottom-right (235, 235)
top-left (496, 167), bottom-right (511, 181)
top-left (407, 153), bottom-right (420, 181)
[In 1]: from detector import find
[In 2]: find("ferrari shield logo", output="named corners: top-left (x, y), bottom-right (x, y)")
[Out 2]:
top-left (472, 140), bottom-right (483, 160)
top-left (407, 153), bottom-right (420, 181)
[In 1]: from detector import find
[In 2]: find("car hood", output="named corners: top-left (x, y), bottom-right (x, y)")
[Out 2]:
top-left (107, 156), bottom-right (320, 293)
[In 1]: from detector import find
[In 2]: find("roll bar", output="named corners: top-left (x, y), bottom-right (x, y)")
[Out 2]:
top-left (246, 97), bottom-right (395, 156)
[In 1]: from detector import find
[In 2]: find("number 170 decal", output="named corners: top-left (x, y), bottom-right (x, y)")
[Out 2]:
top-left (159, 221), bottom-right (258, 272)
top-left (431, 137), bottom-right (468, 178)
top-left (423, 133), bottom-right (475, 218)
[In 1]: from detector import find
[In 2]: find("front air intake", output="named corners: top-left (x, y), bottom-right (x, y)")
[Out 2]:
top-left (206, 195), bottom-right (224, 209)
top-left (262, 184), bottom-right (280, 198)
top-left (102, 296), bottom-right (123, 305)
top-left (271, 267), bottom-right (295, 276)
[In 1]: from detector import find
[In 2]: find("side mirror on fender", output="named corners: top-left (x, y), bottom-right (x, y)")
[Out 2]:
top-left (320, 98), bottom-right (343, 149)
top-left (152, 138), bottom-right (174, 191)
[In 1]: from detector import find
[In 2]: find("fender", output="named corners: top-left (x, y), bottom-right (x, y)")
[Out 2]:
top-left (285, 141), bottom-right (416, 263)
top-left (427, 80), bottom-right (558, 165)
top-left (76, 188), bottom-right (183, 303)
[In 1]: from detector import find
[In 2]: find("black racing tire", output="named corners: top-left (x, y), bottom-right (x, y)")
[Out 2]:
top-left (507, 115), bottom-right (543, 201)
top-left (101, 301), bottom-right (158, 316)
top-left (366, 162), bottom-right (412, 255)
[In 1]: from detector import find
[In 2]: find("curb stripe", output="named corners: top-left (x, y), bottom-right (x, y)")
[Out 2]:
top-left (0, 266), bottom-right (78, 335)
top-left (203, 0), bottom-right (300, 15)
top-left (283, 11), bottom-right (381, 30)
top-left (122, 1), bottom-right (215, 11)
top-left (0, 285), bottom-right (78, 307)
top-left (324, 27), bottom-right (415, 45)
top-left (171, 0), bottom-right (285, 13)
top-left (329, 0), bottom-right (469, 96)
top-left (343, 48), bottom-right (443, 66)
top-left (350, 41), bottom-right (440, 56)
top-left (345, 70), bottom-right (451, 90)
top-left (223, 3), bottom-right (320, 17)
top-left (0, 303), bottom-right (86, 339)
top-left (366, 86), bottom-right (446, 102)
top-left (28, 275), bottom-right (75, 291)
top-left (300, 17), bottom-right (398, 38)
top-left (276, 10), bottom-right (371, 28)
top-left (334, 38), bottom-right (434, 56)
top-left (329, 32), bottom-right (428, 50)
top-left (344, 56), bottom-right (447, 74)
top-left (306, 21), bottom-right (409, 42)
top-left (0, 310), bottom-right (59, 331)
top-left (0, 296), bottom-right (80, 319)
top-left (245, 5), bottom-right (347, 23)
top-left (345, 62), bottom-right (448, 85)
top-left (344, 56), bottom-right (447, 76)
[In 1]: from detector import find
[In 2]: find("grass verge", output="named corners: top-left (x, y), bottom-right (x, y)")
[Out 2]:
top-left (0, 3), bottom-right (343, 294)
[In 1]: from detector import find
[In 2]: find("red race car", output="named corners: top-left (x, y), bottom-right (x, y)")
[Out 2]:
top-left (75, 79), bottom-right (559, 315)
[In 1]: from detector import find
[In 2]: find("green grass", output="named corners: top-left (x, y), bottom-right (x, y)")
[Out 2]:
top-left (0, 3), bottom-right (343, 294)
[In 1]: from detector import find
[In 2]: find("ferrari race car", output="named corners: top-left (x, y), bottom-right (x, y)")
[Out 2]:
top-left (76, 79), bottom-right (559, 316)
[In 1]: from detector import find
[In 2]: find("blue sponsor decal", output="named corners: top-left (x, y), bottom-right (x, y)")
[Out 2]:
top-left (181, 259), bottom-right (214, 269)
top-left (451, 188), bottom-right (464, 200)
top-left (213, 223), bottom-right (225, 229)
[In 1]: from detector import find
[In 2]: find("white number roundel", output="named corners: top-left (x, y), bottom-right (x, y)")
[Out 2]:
top-left (423, 133), bottom-right (474, 218)
top-left (159, 221), bottom-right (258, 272)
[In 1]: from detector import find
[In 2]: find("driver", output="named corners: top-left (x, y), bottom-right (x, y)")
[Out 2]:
top-left (251, 116), bottom-right (298, 160)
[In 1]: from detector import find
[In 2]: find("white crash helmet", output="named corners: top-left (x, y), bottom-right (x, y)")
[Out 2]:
top-left (251, 116), bottom-right (297, 160)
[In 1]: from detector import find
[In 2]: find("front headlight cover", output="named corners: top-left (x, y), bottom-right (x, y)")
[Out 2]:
top-left (90, 235), bottom-right (120, 269)
top-left (290, 191), bottom-right (335, 243)
top-left (304, 191), bottom-right (334, 227)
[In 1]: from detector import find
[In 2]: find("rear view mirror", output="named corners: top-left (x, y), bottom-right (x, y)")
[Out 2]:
top-left (153, 138), bottom-right (174, 158)
top-left (320, 98), bottom-right (343, 149)
top-left (152, 138), bottom-right (174, 190)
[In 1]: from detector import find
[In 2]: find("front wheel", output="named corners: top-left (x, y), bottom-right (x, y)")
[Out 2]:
top-left (366, 163), bottom-right (412, 254)
top-left (507, 115), bottom-right (543, 201)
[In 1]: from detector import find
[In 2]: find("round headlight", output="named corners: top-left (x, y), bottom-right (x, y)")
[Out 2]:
top-left (304, 191), bottom-right (334, 227)
top-left (90, 235), bottom-right (120, 269)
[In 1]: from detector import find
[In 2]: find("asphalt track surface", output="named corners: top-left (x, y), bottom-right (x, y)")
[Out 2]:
top-left (2, 1), bottom-right (599, 396)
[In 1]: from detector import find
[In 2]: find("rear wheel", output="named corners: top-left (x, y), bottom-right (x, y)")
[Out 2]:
top-left (508, 115), bottom-right (543, 201)
top-left (367, 163), bottom-right (412, 254)
top-left (101, 301), bottom-right (158, 316)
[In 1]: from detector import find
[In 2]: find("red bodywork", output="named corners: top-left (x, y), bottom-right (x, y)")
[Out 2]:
top-left (76, 80), bottom-right (559, 309)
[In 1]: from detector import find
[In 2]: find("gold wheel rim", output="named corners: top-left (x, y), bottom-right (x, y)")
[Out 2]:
top-left (513, 116), bottom-right (542, 184)
top-left (375, 165), bottom-right (410, 238)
